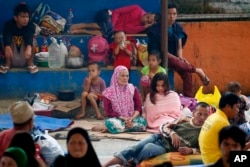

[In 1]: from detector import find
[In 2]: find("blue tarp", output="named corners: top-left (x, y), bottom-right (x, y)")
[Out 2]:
top-left (0, 113), bottom-right (73, 131)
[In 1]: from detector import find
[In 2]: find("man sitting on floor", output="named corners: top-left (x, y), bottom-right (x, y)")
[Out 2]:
top-left (102, 102), bottom-right (210, 167)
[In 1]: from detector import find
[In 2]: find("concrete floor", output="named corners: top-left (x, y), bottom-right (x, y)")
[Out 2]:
top-left (0, 99), bottom-right (138, 166)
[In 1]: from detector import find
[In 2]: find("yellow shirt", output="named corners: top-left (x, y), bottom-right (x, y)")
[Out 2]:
top-left (198, 109), bottom-right (230, 164)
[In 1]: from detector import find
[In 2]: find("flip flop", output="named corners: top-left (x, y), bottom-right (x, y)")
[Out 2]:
top-left (0, 66), bottom-right (9, 74)
top-left (28, 65), bottom-right (39, 74)
top-left (201, 75), bottom-right (210, 86)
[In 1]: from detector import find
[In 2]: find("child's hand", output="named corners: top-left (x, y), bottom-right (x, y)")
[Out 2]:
top-left (119, 41), bottom-right (126, 49)
top-left (85, 76), bottom-right (92, 84)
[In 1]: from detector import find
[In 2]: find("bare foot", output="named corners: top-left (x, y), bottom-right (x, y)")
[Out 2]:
top-left (75, 112), bottom-right (85, 119)
top-left (96, 115), bottom-right (104, 120)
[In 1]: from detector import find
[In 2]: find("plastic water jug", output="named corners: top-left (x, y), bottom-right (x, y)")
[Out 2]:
top-left (48, 37), bottom-right (62, 68)
top-left (59, 40), bottom-right (68, 67)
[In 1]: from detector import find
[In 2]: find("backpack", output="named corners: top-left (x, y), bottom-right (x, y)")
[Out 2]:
top-left (87, 35), bottom-right (109, 65)
top-left (31, 3), bottom-right (51, 24)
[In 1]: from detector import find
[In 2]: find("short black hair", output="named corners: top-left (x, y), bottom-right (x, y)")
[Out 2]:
top-left (14, 3), bottom-right (30, 16)
top-left (87, 62), bottom-right (100, 70)
top-left (227, 81), bottom-right (242, 93)
top-left (148, 50), bottom-right (161, 61)
top-left (195, 101), bottom-right (210, 109)
top-left (168, 3), bottom-right (177, 9)
top-left (219, 125), bottom-right (246, 149)
top-left (219, 92), bottom-right (241, 109)
top-left (154, 13), bottom-right (161, 23)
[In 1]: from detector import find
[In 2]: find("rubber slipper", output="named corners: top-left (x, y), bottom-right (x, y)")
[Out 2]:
top-left (54, 133), bottom-right (66, 139)
top-left (28, 65), bottom-right (38, 74)
top-left (0, 66), bottom-right (9, 74)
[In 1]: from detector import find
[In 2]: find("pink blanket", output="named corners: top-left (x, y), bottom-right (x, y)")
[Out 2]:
top-left (143, 91), bottom-right (183, 133)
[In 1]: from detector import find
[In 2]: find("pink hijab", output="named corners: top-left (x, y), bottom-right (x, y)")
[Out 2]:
top-left (102, 66), bottom-right (135, 117)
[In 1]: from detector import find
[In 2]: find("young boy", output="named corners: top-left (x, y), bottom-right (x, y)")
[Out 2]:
top-left (110, 31), bottom-right (133, 70)
top-left (208, 125), bottom-right (247, 167)
top-left (0, 3), bottom-right (38, 74)
top-left (76, 62), bottom-right (106, 120)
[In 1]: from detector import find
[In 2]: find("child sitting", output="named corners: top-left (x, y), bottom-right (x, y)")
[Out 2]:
top-left (110, 31), bottom-right (133, 70)
top-left (76, 62), bottom-right (106, 120)
top-left (140, 50), bottom-right (166, 102)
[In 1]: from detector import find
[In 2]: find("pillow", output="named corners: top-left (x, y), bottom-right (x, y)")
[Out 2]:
top-left (139, 152), bottom-right (203, 167)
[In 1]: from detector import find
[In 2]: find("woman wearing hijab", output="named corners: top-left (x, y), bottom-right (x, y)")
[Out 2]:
top-left (52, 127), bottom-right (101, 167)
top-left (9, 132), bottom-right (47, 167)
top-left (0, 147), bottom-right (28, 167)
top-left (101, 65), bottom-right (147, 134)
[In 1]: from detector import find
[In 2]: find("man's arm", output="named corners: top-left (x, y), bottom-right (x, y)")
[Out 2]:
top-left (24, 22), bottom-right (35, 46)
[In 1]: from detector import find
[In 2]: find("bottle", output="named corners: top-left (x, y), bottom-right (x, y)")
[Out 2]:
top-left (66, 8), bottom-right (74, 34)
top-left (59, 39), bottom-right (68, 67)
top-left (41, 37), bottom-right (48, 52)
top-left (48, 37), bottom-right (62, 68)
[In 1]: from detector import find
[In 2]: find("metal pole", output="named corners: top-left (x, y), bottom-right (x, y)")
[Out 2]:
top-left (161, 0), bottom-right (168, 69)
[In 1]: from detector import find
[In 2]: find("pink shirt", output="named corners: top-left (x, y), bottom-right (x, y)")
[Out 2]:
top-left (111, 5), bottom-right (146, 34)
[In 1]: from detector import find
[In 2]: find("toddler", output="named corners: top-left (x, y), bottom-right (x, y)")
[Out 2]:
top-left (76, 62), bottom-right (106, 120)
top-left (110, 31), bottom-right (133, 69)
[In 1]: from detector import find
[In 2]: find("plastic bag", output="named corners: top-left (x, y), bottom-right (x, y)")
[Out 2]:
top-left (34, 133), bottom-right (64, 166)
top-left (195, 86), bottom-right (221, 109)
top-left (179, 94), bottom-right (197, 111)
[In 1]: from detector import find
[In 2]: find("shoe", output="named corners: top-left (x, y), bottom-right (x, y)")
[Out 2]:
top-left (0, 66), bottom-right (9, 74)
top-left (201, 75), bottom-right (210, 86)
top-left (28, 65), bottom-right (38, 74)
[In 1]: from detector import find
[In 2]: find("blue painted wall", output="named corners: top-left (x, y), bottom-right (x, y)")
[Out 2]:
top-left (0, 69), bottom-right (142, 99)
top-left (0, 0), bottom-right (161, 33)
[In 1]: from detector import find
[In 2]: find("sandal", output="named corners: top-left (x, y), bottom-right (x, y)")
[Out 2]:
top-left (28, 65), bottom-right (38, 74)
top-left (201, 75), bottom-right (210, 86)
top-left (0, 66), bottom-right (9, 74)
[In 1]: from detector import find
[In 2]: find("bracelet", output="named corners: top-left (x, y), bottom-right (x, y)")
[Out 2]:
top-left (192, 148), bottom-right (197, 154)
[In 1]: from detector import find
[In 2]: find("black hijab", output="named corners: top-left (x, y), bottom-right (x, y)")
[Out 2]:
top-left (65, 127), bottom-right (101, 167)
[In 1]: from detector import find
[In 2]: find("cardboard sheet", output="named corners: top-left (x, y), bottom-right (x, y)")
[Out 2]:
top-left (70, 120), bottom-right (151, 141)
top-left (52, 101), bottom-right (81, 112)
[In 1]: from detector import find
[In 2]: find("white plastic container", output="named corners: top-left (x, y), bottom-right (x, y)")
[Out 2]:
top-left (48, 37), bottom-right (62, 68)
top-left (59, 40), bottom-right (68, 67)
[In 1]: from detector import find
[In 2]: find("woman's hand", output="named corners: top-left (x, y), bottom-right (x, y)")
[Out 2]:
top-left (125, 117), bottom-right (133, 128)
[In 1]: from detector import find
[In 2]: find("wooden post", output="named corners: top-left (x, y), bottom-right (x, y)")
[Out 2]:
top-left (161, 0), bottom-right (168, 68)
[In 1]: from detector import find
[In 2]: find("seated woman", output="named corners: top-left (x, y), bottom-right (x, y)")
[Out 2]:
top-left (143, 72), bottom-right (183, 133)
top-left (9, 131), bottom-right (47, 167)
top-left (0, 147), bottom-right (28, 167)
top-left (52, 127), bottom-right (101, 167)
top-left (93, 65), bottom-right (147, 134)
